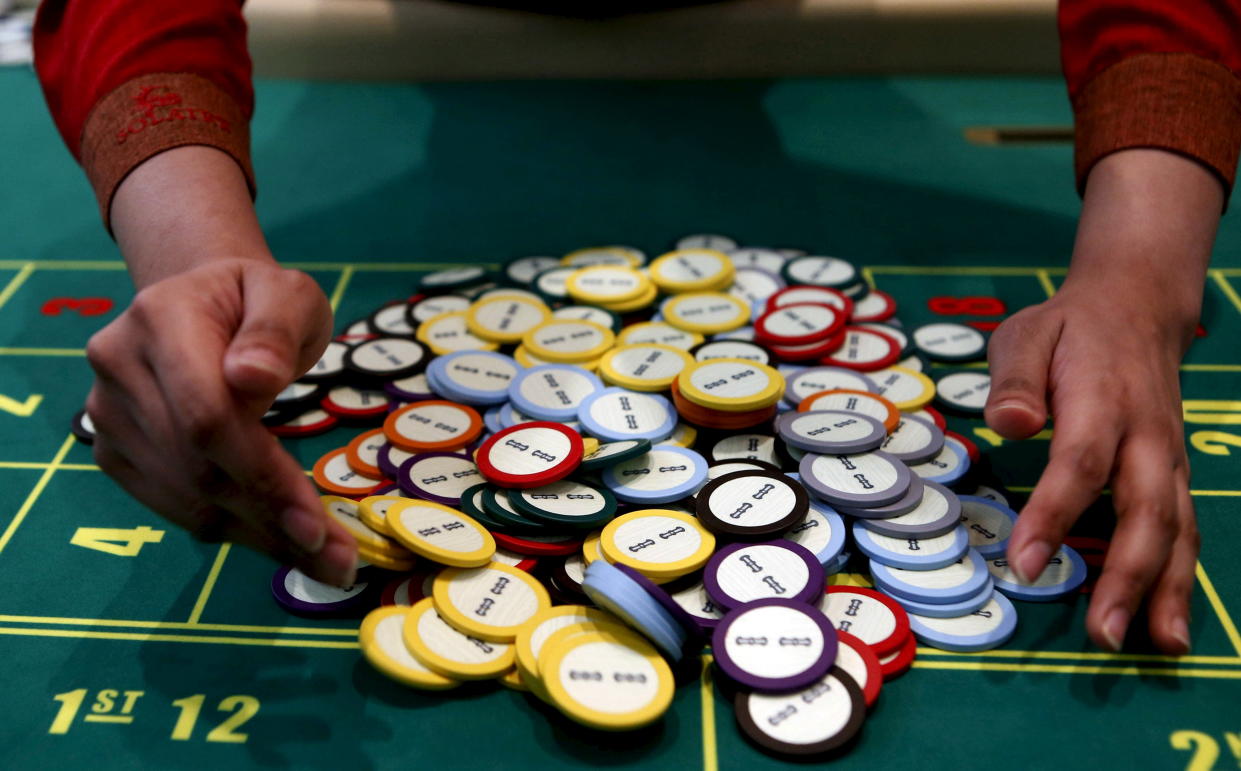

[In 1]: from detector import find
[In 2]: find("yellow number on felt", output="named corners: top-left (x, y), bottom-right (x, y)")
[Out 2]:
top-left (1189, 430), bottom-right (1241, 456)
top-left (206, 696), bottom-right (259, 744)
top-left (1171, 730), bottom-right (1221, 771)
top-left (1225, 732), bottom-right (1241, 767)
top-left (48, 689), bottom-right (87, 735)
top-left (0, 392), bottom-right (42, 417)
top-left (70, 526), bottom-right (164, 557)
top-left (170, 695), bottom-right (204, 741)
top-left (1183, 400), bottom-right (1241, 425)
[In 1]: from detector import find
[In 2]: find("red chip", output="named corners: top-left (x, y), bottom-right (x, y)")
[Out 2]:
top-left (822, 585), bottom-right (912, 657)
top-left (475, 421), bottom-right (584, 488)
top-left (768, 285), bottom-right (854, 320)
top-left (492, 532), bottom-right (584, 557)
top-left (321, 386), bottom-right (392, 421)
top-left (835, 630), bottom-right (884, 707)
top-left (945, 430), bottom-right (981, 463)
top-left (920, 405), bottom-right (947, 430)
top-left (267, 409), bottom-right (338, 438)
top-left (767, 330), bottom-right (846, 363)
top-left (753, 302), bottom-right (845, 347)
top-left (850, 289), bottom-right (898, 323)
top-left (818, 326), bottom-right (900, 372)
top-left (878, 632), bottom-right (916, 681)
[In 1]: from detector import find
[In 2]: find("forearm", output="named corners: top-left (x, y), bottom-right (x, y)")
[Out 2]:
top-left (1062, 148), bottom-right (1223, 350)
top-left (112, 146), bottom-right (273, 289)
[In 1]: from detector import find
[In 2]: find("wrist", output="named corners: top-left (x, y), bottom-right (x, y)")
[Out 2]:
top-left (111, 146), bottom-right (273, 288)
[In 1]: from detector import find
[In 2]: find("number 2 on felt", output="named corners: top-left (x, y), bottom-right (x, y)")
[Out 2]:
top-left (70, 526), bottom-right (164, 557)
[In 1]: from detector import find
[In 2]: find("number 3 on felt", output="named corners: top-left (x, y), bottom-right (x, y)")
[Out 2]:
top-left (71, 526), bottom-right (164, 557)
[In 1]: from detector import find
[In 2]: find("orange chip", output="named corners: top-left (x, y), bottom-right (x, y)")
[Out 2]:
top-left (346, 428), bottom-right (387, 478)
top-left (382, 400), bottom-right (484, 453)
top-left (313, 447), bottom-right (386, 497)
top-left (797, 388), bottom-right (900, 433)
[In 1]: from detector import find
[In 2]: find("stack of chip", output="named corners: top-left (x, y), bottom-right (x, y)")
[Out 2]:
top-left (73, 232), bottom-right (1093, 760)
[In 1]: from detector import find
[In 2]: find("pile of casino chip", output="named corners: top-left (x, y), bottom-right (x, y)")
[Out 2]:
top-left (79, 236), bottom-right (1090, 758)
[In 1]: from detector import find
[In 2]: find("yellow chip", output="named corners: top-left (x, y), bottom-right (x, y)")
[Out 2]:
top-left (431, 562), bottom-right (552, 643)
top-left (597, 281), bottom-right (658, 314)
top-left (581, 437), bottom-right (600, 457)
top-left (870, 365), bottom-right (937, 411)
top-left (566, 265), bottom-right (648, 305)
top-left (513, 345), bottom-right (600, 371)
top-left (662, 423), bottom-right (698, 448)
top-left (562, 246), bottom-right (640, 268)
top-left (676, 357), bottom-right (785, 412)
top-left (386, 499), bottom-right (496, 567)
top-left (403, 598), bottom-right (515, 680)
top-left (616, 321), bottom-right (704, 350)
top-left (321, 496), bottom-right (412, 557)
top-left (599, 509), bottom-right (715, 580)
top-left (359, 606), bottom-right (460, 691)
top-left (521, 319), bottom-right (615, 364)
top-left (540, 626), bottom-right (675, 731)
top-left (582, 530), bottom-right (605, 565)
top-left (648, 248), bottom-right (735, 294)
top-left (514, 605), bottom-right (617, 700)
top-left (597, 343), bottom-right (693, 392)
top-left (416, 311), bottom-right (499, 355)
top-left (661, 291), bottom-right (751, 334)
top-left (357, 495), bottom-right (409, 537)
top-left (465, 295), bottom-right (550, 344)
top-left (498, 667), bottom-right (530, 692)
top-left (356, 544), bottom-right (418, 573)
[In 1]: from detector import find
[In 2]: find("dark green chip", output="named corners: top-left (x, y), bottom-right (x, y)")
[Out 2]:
top-left (578, 438), bottom-right (652, 473)
top-left (510, 479), bottom-right (619, 530)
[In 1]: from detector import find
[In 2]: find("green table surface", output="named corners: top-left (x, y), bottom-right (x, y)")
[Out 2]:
top-left (1, 68), bottom-right (1240, 770)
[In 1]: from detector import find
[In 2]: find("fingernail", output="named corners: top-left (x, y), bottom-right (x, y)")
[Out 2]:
top-left (1169, 617), bottom-right (1191, 654)
top-left (281, 507), bottom-right (326, 554)
top-left (321, 540), bottom-right (358, 588)
top-left (231, 347), bottom-right (285, 378)
top-left (1014, 540), bottom-right (1053, 584)
top-left (1102, 607), bottom-right (1130, 652)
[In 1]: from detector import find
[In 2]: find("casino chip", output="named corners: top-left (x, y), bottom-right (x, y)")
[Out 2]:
top-left (345, 337), bottom-right (429, 381)
top-left (271, 566), bottom-right (372, 617)
top-left (694, 470), bottom-right (808, 539)
top-left (907, 440), bottom-right (971, 487)
top-left (734, 668), bottom-right (866, 758)
top-left (780, 255), bottom-right (858, 290)
top-left (408, 294), bottom-right (471, 325)
top-left (599, 509), bottom-right (716, 581)
top-left (417, 311), bottom-right (499, 355)
top-left (601, 446), bottom-right (708, 504)
top-left (784, 366), bottom-right (876, 405)
top-left (987, 545), bottom-right (1088, 601)
top-left (855, 479), bottom-right (961, 538)
top-left (563, 246), bottom-right (642, 268)
top-left (508, 364), bottom-right (602, 421)
top-left (514, 605), bottom-right (615, 698)
top-left (386, 499), bottom-right (496, 568)
top-left (776, 410), bottom-right (887, 455)
top-left (617, 321), bottom-right (704, 350)
top-left (957, 495), bottom-right (1020, 557)
top-left (649, 249), bottom-right (735, 294)
top-left (833, 631), bottom-right (882, 708)
top-left (818, 586), bottom-right (910, 657)
top-left (581, 561), bottom-right (688, 659)
top-left (799, 450), bottom-right (913, 508)
top-left (71, 408), bottom-right (96, 445)
top-left (850, 289), bottom-right (897, 323)
top-left (712, 599), bottom-right (839, 692)
top-left (878, 413), bottom-right (945, 465)
top-left (870, 549), bottom-right (992, 606)
top-left (384, 400), bottom-right (483, 452)
top-left (301, 340), bottom-right (352, 383)
top-left (690, 339), bottom-right (774, 367)
top-left (676, 233), bottom-right (737, 252)
top-left (598, 344), bottom-right (693, 392)
top-left (360, 606), bottom-right (459, 690)
top-left (869, 365), bottom-right (936, 411)
top-left (754, 303), bottom-right (845, 347)
top-left (426, 350), bottom-right (521, 406)
top-left (403, 597), bottom-right (515, 680)
top-left (727, 247), bottom-right (788, 273)
top-left (908, 591), bottom-right (1019, 652)
top-left (852, 522), bottom-right (971, 571)
top-left (313, 448), bottom-right (385, 497)
top-left (782, 499), bottom-right (848, 569)
top-left (475, 422), bottom-right (584, 488)
top-left (912, 322), bottom-right (987, 362)
top-left (935, 371), bottom-right (991, 414)
top-left (703, 540), bottom-right (825, 609)
top-left (577, 387), bottom-right (678, 443)
top-left (676, 358), bottom-right (784, 412)
top-left (432, 562), bottom-right (552, 642)
top-left (820, 326), bottom-right (900, 372)
top-left (505, 255), bottom-right (561, 286)
top-left (578, 438), bottom-right (653, 472)
top-left (419, 266), bottom-right (490, 293)
top-left (522, 319), bottom-right (615, 364)
top-left (552, 304), bottom-right (622, 333)
top-left (397, 452), bottom-right (482, 505)
top-left (661, 292), bottom-right (751, 334)
top-left (465, 295), bottom-right (550, 345)
top-left (511, 480), bottom-right (617, 530)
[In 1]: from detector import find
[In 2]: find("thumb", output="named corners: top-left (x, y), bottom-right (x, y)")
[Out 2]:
top-left (984, 310), bottom-right (1058, 439)
top-left (223, 266), bottom-right (332, 397)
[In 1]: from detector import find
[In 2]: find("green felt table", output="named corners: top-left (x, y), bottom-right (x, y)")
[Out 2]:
top-left (2, 67), bottom-right (1240, 770)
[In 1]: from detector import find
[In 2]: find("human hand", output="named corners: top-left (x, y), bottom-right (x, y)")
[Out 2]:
top-left (85, 258), bottom-right (359, 586)
top-left (981, 149), bottom-right (1221, 655)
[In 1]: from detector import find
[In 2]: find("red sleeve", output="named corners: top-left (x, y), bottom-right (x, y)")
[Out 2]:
top-left (1060, 0), bottom-right (1241, 195)
top-left (33, 0), bottom-right (256, 226)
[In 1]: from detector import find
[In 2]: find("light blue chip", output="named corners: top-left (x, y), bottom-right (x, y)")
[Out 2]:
top-left (908, 589), bottom-right (1018, 652)
top-left (911, 439), bottom-right (970, 487)
top-left (507, 364), bottom-right (603, 422)
top-left (987, 544), bottom-right (1088, 602)
top-left (582, 560), bottom-right (686, 660)
top-left (888, 578), bottom-right (995, 618)
top-left (957, 495), bottom-right (1019, 558)
top-left (602, 445), bottom-right (708, 505)
top-left (870, 549), bottom-right (990, 604)
top-left (781, 498), bottom-right (847, 569)
top-left (852, 521), bottom-right (970, 571)
top-left (425, 350), bottom-right (521, 406)
top-left (483, 405), bottom-right (505, 435)
top-left (576, 387), bottom-right (678, 443)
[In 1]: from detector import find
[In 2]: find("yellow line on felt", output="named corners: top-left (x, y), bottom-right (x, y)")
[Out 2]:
top-left (1210, 270), bottom-right (1241, 318)
top-left (0, 613), bottom-right (357, 636)
top-left (327, 265), bottom-right (355, 313)
top-left (916, 648), bottom-right (1241, 666)
top-left (187, 544), bottom-right (232, 625)
top-left (284, 262), bottom-right (502, 272)
top-left (912, 659), bottom-right (1241, 679)
top-left (1196, 561), bottom-right (1241, 658)
top-left (1180, 364), bottom-right (1241, 372)
top-left (864, 266), bottom-right (1054, 277)
top-left (992, 486), bottom-right (1241, 497)
top-left (0, 435), bottom-right (75, 555)
top-left (861, 266), bottom-right (877, 290)
top-left (0, 347), bottom-right (86, 356)
top-left (1036, 269), bottom-right (1057, 299)
top-left (0, 263), bottom-right (35, 312)
top-left (700, 654), bottom-right (717, 771)
top-left (0, 626), bottom-right (358, 649)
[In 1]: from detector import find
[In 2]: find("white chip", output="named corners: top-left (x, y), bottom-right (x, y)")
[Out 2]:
top-left (829, 328), bottom-right (895, 365)
top-left (727, 247), bottom-right (787, 273)
top-left (619, 322), bottom-right (701, 350)
top-left (584, 391), bottom-right (674, 437)
top-left (415, 604), bottom-right (512, 664)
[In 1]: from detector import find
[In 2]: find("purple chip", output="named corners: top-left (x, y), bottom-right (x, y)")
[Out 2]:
top-left (703, 540), bottom-right (824, 610)
top-left (775, 410), bottom-right (886, 454)
top-left (878, 413), bottom-right (945, 464)
top-left (396, 451), bottom-right (483, 506)
top-left (270, 566), bottom-right (371, 617)
top-left (377, 442), bottom-right (415, 479)
top-left (834, 473), bottom-right (924, 519)
top-left (384, 373), bottom-right (434, 402)
top-left (798, 449), bottom-right (913, 508)
top-left (711, 598), bottom-right (838, 692)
